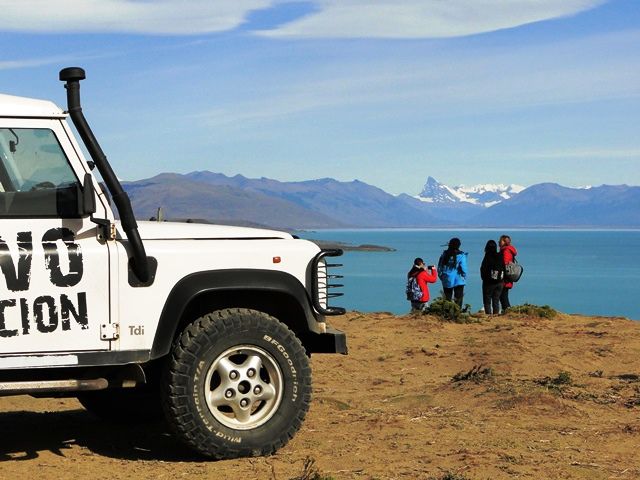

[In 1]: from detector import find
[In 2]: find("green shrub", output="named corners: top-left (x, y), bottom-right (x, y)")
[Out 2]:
top-left (452, 365), bottom-right (494, 383)
top-left (426, 297), bottom-right (474, 323)
top-left (507, 303), bottom-right (558, 318)
top-left (553, 371), bottom-right (573, 385)
top-left (427, 297), bottom-right (460, 319)
top-left (428, 473), bottom-right (471, 480)
top-left (535, 370), bottom-right (573, 391)
top-left (289, 457), bottom-right (335, 480)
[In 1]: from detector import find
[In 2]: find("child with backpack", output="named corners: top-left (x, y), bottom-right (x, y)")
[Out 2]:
top-left (406, 257), bottom-right (438, 312)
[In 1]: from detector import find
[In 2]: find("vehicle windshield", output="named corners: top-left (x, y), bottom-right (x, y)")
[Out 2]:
top-left (0, 128), bottom-right (78, 192)
top-left (0, 128), bottom-right (81, 218)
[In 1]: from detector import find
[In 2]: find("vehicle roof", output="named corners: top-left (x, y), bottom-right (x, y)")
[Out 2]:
top-left (0, 93), bottom-right (65, 118)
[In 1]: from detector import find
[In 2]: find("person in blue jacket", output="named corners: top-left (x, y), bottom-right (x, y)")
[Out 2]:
top-left (437, 237), bottom-right (468, 307)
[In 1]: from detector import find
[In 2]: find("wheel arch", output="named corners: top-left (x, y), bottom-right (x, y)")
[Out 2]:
top-left (149, 269), bottom-right (321, 360)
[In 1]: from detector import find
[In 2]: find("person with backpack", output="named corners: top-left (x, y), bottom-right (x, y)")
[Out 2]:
top-left (499, 234), bottom-right (518, 312)
top-left (437, 237), bottom-right (468, 307)
top-left (480, 240), bottom-right (505, 315)
top-left (406, 257), bottom-right (438, 312)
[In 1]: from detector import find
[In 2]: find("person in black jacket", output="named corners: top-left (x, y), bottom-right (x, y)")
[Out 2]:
top-left (480, 240), bottom-right (505, 315)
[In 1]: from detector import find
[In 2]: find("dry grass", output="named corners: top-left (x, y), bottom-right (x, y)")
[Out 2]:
top-left (1, 309), bottom-right (639, 479)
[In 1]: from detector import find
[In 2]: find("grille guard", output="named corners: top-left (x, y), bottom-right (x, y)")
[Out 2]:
top-left (311, 249), bottom-right (346, 316)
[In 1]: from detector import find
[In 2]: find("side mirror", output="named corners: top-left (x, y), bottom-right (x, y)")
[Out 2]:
top-left (82, 173), bottom-right (96, 215)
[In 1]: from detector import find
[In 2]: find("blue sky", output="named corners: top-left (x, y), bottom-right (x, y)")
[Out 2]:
top-left (0, 0), bottom-right (638, 194)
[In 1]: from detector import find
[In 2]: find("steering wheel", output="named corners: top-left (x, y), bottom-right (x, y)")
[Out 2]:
top-left (30, 181), bottom-right (56, 191)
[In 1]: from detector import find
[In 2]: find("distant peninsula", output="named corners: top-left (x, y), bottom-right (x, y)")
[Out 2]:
top-left (310, 239), bottom-right (395, 252)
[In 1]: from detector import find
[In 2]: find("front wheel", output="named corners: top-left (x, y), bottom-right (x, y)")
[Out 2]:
top-left (162, 308), bottom-right (312, 459)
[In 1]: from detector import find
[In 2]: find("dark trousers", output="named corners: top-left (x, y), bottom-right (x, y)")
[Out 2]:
top-left (500, 286), bottom-right (511, 312)
top-left (443, 285), bottom-right (464, 306)
top-left (482, 282), bottom-right (503, 315)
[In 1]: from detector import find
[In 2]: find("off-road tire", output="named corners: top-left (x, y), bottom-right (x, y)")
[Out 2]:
top-left (162, 308), bottom-right (312, 459)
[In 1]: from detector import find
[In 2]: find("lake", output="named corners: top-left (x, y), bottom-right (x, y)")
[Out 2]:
top-left (298, 229), bottom-right (640, 320)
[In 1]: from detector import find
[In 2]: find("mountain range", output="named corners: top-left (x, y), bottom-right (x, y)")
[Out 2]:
top-left (121, 172), bottom-right (640, 229)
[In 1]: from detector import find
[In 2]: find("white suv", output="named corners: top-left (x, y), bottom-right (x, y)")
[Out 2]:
top-left (0, 67), bottom-right (346, 459)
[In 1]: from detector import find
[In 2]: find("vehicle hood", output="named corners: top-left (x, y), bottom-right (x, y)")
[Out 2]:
top-left (125, 221), bottom-right (293, 240)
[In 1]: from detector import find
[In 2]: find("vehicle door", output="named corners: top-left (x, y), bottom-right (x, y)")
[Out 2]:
top-left (0, 119), bottom-right (110, 354)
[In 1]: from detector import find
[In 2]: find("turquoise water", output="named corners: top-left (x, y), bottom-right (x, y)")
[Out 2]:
top-left (300, 229), bottom-right (640, 320)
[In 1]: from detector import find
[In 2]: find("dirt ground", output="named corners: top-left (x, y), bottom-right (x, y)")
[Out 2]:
top-left (1, 310), bottom-right (640, 480)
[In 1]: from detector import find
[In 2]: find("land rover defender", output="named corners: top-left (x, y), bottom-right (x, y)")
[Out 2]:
top-left (0, 67), bottom-right (346, 459)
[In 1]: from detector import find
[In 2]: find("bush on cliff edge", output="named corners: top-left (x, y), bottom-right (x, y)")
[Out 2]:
top-left (425, 297), bottom-right (474, 323)
top-left (507, 303), bottom-right (558, 318)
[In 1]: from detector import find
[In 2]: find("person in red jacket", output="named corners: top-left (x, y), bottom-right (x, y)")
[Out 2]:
top-left (407, 257), bottom-right (438, 312)
top-left (499, 235), bottom-right (518, 312)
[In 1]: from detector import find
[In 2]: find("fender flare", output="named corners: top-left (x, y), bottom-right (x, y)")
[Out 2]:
top-left (149, 269), bottom-right (320, 359)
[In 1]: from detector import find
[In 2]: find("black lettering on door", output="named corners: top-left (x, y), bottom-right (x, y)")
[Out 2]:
top-left (42, 228), bottom-right (83, 287)
top-left (0, 232), bottom-right (33, 291)
top-left (20, 298), bottom-right (30, 335)
top-left (60, 292), bottom-right (88, 330)
top-left (34, 296), bottom-right (58, 333)
top-left (0, 299), bottom-right (18, 337)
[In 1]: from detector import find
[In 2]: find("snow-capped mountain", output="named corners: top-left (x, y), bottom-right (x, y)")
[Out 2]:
top-left (416, 176), bottom-right (525, 208)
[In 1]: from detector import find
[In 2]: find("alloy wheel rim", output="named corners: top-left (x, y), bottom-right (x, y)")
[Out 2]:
top-left (203, 344), bottom-right (284, 430)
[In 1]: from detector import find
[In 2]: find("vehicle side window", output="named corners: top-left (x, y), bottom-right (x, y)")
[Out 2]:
top-left (0, 128), bottom-right (81, 218)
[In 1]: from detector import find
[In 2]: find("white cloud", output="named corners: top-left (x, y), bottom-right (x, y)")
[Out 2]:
top-left (260, 0), bottom-right (607, 38)
top-left (0, 0), bottom-right (608, 37)
top-left (523, 148), bottom-right (640, 160)
top-left (192, 71), bottom-right (411, 126)
top-left (194, 30), bottom-right (640, 129)
top-left (0, 55), bottom-right (83, 70)
top-left (0, 0), bottom-right (272, 34)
